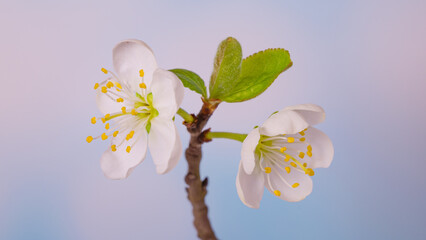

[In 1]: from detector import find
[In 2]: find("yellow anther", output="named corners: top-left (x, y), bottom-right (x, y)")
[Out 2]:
top-left (300, 137), bottom-right (306, 142)
top-left (299, 152), bottom-right (305, 159)
top-left (105, 123), bottom-right (110, 130)
top-left (307, 151), bottom-right (312, 157)
top-left (117, 98), bottom-right (124, 102)
top-left (126, 146), bottom-right (131, 153)
top-left (139, 69), bottom-right (144, 77)
top-left (290, 162), bottom-right (297, 168)
top-left (111, 145), bottom-right (117, 152)
top-left (284, 155), bottom-right (290, 162)
top-left (287, 137), bottom-right (295, 143)
top-left (121, 107), bottom-right (126, 114)
top-left (139, 83), bottom-right (147, 89)
top-left (113, 131), bottom-right (119, 137)
top-left (292, 183), bottom-right (300, 188)
top-left (115, 82), bottom-right (122, 89)
top-left (101, 118), bottom-right (106, 123)
top-left (94, 83), bottom-right (100, 90)
top-left (303, 163), bottom-right (307, 168)
top-left (285, 166), bottom-right (291, 173)
top-left (105, 114), bottom-right (110, 119)
top-left (126, 130), bottom-right (135, 140)
top-left (131, 109), bottom-right (137, 115)
top-left (280, 147), bottom-right (287, 153)
top-left (86, 136), bottom-right (93, 143)
top-left (106, 81), bottom-right (114, 88)
top-left (307, 145), bottom-right (312, 151)
top-left (101, 133), bottom-right (108, 140)
top-left (303, 128), bottom-right (308, 131)
top-left (274, 190), bottom-right (281, 196)
top-left (91, 117), bottom-right (97, 124)
top-left (101, 86), bottom-right (107, 93)
top-left (101, 68), bottom-right (108, 74)
top-left (306, 168), bottom-right (315, 176)
top-left (299, 131), bottom-right (305, 136)
top-left (264, 167), bottom-right (272, 174)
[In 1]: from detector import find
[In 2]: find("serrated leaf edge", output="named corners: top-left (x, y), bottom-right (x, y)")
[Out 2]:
top-left (243, 48), bottom-right (291, 64)
top-left (221, 48), bottom-right (293, 102)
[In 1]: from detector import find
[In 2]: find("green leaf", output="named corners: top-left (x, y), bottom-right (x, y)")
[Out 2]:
top-left (209, 37), bottom-right (242, 99)
top-left (220, 48), bottom-right (292, 102)
top-left (170, 69), bottom-right (207, 98)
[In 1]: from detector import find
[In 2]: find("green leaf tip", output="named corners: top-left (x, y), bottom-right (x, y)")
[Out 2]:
top-left (209, 37), bottom-right (242, 99)
top-left (170, 68), bottom-right (207, 98)
top-left (219, 47), bottom-right (293, 103)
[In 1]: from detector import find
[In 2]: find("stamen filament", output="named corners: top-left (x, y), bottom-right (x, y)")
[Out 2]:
top-left (272, 168), bottom-right (293, 188)
top-left (262, 151), bottom-right (291, 172)
top-left (260, 146), bottom-right (308, 174)
top-left (104, 69), bottom-right (132, 93)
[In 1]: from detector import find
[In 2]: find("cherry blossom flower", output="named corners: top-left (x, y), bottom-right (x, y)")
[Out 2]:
top-left (87, 39), bottom-right (184, 179)
top-left (237, 104), bottom-right (334, 208)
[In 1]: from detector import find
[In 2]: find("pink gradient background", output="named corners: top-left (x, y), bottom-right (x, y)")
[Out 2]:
top-left (0, 0), bottom-right (425, 239)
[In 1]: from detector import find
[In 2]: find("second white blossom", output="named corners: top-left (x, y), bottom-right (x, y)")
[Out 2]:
top-left (236, 104), bottom-right (334, 208)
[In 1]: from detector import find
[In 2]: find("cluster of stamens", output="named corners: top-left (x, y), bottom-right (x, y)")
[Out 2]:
top-left (86, 68), bottom-right (157, 154)
top-left (257, 128), bottom-right (314, 197)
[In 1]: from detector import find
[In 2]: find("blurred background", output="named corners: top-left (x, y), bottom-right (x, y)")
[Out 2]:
top-left (1, 0), bottom-right (425, 239)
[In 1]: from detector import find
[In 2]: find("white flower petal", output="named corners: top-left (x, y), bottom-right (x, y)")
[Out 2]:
top-left (95, 78), bottom-right (124, 115)
top-left (148, 118), bottom-right (181, 174)
top-left (241, 128), bottom-right (260, 174)
top-left (305, 127), bottom-right (334, 169)
top-left (284, 104), bottom-right (325, 126)
top-left (260, 110), bottom-right (309, 136)
top-left (159, 123), bottom-right (182, 174)
top-left (113, 39), bottom-right (158, 89)
top-left (236, 163), bottom-right (264, 208)
top-left (100, 129), bottom-right (148, 180)
top-left (151, 68), bottom-right (184, 120)
top-left (265, 167), bottom-right (313, 202)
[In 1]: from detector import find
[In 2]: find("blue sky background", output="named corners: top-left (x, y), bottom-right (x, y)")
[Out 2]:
top-left (1, 0), bottom-right (425, 239)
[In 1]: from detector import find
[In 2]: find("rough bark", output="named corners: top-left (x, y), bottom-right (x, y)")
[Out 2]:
top-left (184, 99), bottom-right (220, 240)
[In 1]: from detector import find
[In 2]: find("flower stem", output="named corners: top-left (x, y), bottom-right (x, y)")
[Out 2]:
top-left (184, 99), bottom-right (220, 240)
top-left (177, 107), bottom-right (194, 123)
top-left (205, 131), bottom-right (247, 142)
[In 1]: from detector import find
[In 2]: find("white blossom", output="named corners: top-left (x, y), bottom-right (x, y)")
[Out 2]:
top-left (87, 40), bottom-right (184, 179)
top-left (237, 104), bottom-right (334, 208)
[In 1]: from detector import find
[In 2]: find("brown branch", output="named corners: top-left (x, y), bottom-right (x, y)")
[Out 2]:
top-left (184, 98), bottom-right (220, 240)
